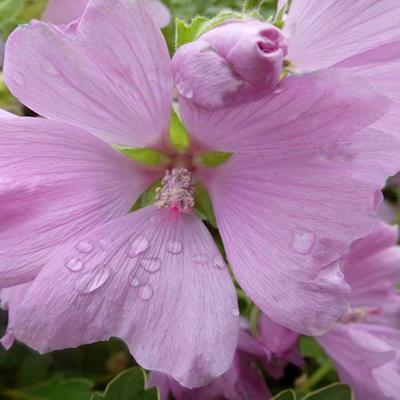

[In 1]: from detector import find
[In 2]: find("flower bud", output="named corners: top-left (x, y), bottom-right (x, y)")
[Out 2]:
top-left (172, 19), bottom-right (288, 108)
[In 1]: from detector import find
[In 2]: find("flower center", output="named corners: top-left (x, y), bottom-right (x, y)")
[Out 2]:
top-left (155, 168), bottom-right (195, 213)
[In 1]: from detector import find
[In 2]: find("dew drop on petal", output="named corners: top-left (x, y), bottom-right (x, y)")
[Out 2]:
top-left (213, 254), bottom-right (225, 269)
top-left (290, 231), bottom-right (316, 255)
top-left (193, 253), bottom-right (208, 265)
top-left (141, 257), bottom-right (161, 273)
top-left (232, 308), bottom-right (240, 317)
top-left (176, 80), bottom-right (194, 99)
top-left (128, 235), bottom-right (149, 258)
top-left (74, 266), bottom-right (111, 294)
top-left (76, 240), bottom-right (94, 254)
top-left (273, 86), bottom-right (283, 94)
top-left (65, 257), bottom-right (84, 272)
top-left (129, 275), bottom-right (140, 288)
top-left (166, 240), bottom-right (183, 255)
top-left (139, 284), bottom-right (154, 301)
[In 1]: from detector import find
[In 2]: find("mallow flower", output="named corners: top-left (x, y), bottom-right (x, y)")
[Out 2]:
top-left (316, 223), bottom-right (400, 400)
top-left (43, 0), bottom-right (171, 27)
top-left (172, 20), bottom-right (288, 108)
top-left (1, 0), bottom-right (400, 388)
top-left (147, 320), bottom-right (271, 400)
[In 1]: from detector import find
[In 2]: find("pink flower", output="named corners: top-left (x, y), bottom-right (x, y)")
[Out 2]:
top-left (172, 20), bottom-right (288, 108)
top-left (43, 0), bottom-right (171, 27)
top-left (283, 0), bottom-right (400, 143)
top-left (147, 321), bottom-right (271, 400)
top-left (1, 0), bottom-right (399, 388)
top-left (318, 223), bottom-right (400, 399)
top-left (257, 314), bottom-right (302, 379)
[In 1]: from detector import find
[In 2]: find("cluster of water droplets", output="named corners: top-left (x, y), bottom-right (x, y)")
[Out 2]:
top-left (64, 229), bottom-right (228, 303)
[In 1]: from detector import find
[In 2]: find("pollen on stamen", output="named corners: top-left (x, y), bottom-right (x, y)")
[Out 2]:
top-left (339, 308), bottom-right (370, 324)
top-left (155, 168), bottom-right (195, 213)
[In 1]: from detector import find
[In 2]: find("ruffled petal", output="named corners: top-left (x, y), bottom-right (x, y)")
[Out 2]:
top-left (4, 0), bottom-right (173, 147)
top-left (285, 0), bottom-right (400, 72)
top-left (0, 113), bottom-right (155, 287)
top-left (13, 206), bottom-right (239, 388)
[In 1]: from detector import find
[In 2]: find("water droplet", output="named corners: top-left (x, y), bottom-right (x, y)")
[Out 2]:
top-left (139, 284), bottom-right (154, 301)
top-left (232, 308), bottom-right (240, 317)
top-left (166, 240), bottom-right (183, 255)
top-left (141, 257), bottom-right (161, 273)
top-left (176, 80), bottom-right (194, 99)
top-left (128, 235), bottom-right (149, 258)
top-left (290, 231), bottom-right (316, 255)
top-left (65, 257), bottom-right (84, 272)
top-left (74, 265), bottom-right (110, 294)
top-left (76, 240), bottom-right (94, 254)
top-left (273, 86), bottom-right (283, 94)
top-left (212, 254), bottom-right (225, 269)
top-left (193, 253), bottom-right (208, 265)
top-left (129, 275), bottom-right (140, 287)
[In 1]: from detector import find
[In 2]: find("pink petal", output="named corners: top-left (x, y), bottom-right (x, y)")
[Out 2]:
top-left (187, 71), bottom-right (399, 335)
top-left (4, 0), bottom-right (173, 147)
top-left (42, 0), bottom-right (87, 25)
top-left (337, 40), bottom-right (400, 143)
top-left (146, 0), bottom-right (171, 28)
top-left (13, 206), bottom-right (239, 388)
top-left (318, 324), bottom-right (397, 400)
top-left (0, 113), bottom-right (155, 287)
top-left (0, 283), bottom-right (30, 349)
top-left (179, 70), bottom-right (390, 153)
top-left (148, 325), bottom-right (270, 400)
top-left (43, 0), bottom-right (171, 28)
top-left (285, 0), bottom-right (400, 72)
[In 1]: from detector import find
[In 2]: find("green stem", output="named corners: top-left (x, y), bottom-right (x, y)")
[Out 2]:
top-left (299, 362), bottom-right (333, 395)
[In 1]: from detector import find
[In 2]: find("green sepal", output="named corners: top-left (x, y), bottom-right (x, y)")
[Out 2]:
top-left (194, 182), bottom-right (217, 228)
top-left (114, 146), bottom-right (170, 166)
top-left (130, 180), bottom-right (161, 212)
top-left (196, 151), bottom-right (233, 168)
top-left (91, 367), bottom-right (158, 400)
top-left (169, 109), bottom-right (189, 153)
top-left (175, 10), bottom-right (244, 49)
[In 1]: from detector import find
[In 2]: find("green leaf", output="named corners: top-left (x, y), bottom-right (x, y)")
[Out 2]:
top-left (0, 0), bottom-right (23, 21)
top-left (4, 377), bottom-right (94, 400)
top-left (243, 0), bottom-right (262, 10)
top-left (196, 151), bottom-right (233, 168)
top-left (114, 146), bottom-right (170, 166)
top-left (194, 182), bottom-right (217, 227)
top-left (272, 390), bottom-right (297, 400)
top-left (91, 368), bottom-right (158, 400)
top-left (169, 109), bottom-right (189, 153)
top-left (175, 16), bottom-right (208, 48)
top-left (299, 337), bottom-right (329, 365)
top-left (259, 0), bottom-right (279, 19)
top-left (304, 383), bottom-right (353, 400)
